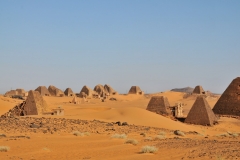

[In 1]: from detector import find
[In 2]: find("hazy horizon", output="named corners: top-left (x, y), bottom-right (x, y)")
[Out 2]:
top-left (1, 1), bottom-right (239, 94)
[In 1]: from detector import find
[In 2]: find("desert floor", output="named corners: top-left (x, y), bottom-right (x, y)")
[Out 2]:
top-left (0, 91), bottom-right (240, 160)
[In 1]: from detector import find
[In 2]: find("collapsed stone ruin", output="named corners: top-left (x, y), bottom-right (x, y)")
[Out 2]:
top-left (4, 88), bottom-right (28, 97)
top-left (174, 103), bottom-right (184, 118)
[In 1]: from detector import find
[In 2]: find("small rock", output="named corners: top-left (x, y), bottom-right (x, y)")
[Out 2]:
top-left (122, 122), bottom-right (128, 126)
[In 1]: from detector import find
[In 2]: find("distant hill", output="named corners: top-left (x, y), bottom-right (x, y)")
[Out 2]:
top-left (171, 87), bottom-right (194, 93)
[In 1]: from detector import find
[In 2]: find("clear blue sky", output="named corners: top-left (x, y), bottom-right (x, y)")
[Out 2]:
top-left (0, 0), bottom-right (239, 94)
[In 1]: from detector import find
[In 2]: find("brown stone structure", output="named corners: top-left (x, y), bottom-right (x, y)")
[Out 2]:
top-left (35, 86), bottom-right (51, 96)
top-left (213, 77), bottom-right (240, 116)
top-left (94, 84), bottom-right (107, 97)
top-left (185, 96), bottom-right (218, 126)
top-left (79, 85), bottom-right (96, 98)
top-left (192, 85), bottom-right (205, 94)
top-left (104, 84), bottom-right (118, 95)
top-left (48, 85), bottom-right (65, 97)
top-left (72, 96), bottom-right (79, 104)
top-left (146, 96), bottom-right (171, 115)
top-left (64, 88), bottom-right (74, 96)
top-left (5, 88), bottom-right (27, 97)
top-left (23, 90), bottom-right (49, 115)
top-left (1, 90), bottom-right (49, 117)
top-left (128, 86), bottom-right (144, 95)
top-left (52, 107), bottom-right (64, 115)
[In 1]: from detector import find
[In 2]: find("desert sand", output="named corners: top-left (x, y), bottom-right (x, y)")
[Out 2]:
top-left (0, 91), bottom-right (240, 160)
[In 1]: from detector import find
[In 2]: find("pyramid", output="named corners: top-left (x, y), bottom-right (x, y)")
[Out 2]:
top-left (5, 88), bottom-right (27, 97)
top-left (64, 88), bottom-right (74, 96)
top-left (4, 90), bottom-right (17, 97)
top-left (79, 85), bottom-right (96, 98)
top-left (23, 90), bottom-right (49, 115)
top-left (94, 84), bottom-right (107, 96)
top-left (48, 85), bottom-right (65, 97)
top-left (35, 86), bottom-right (51, 96)
top-left (146, 96), bottom-right (171, 115)
top-left (185, 96), bottom-right (218, 126)
top-left (72, 96), bottom-right (79, 104)
top-left (104, 84), bottom-right (118, 95)
top-left (192, 85), bottom-right (205, 94)
top-left (128, 86), bottom-right (144, 95)
top-left (213, 77), bottom-right (240, 116)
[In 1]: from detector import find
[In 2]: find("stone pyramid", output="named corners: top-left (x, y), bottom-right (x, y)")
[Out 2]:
top-left (192, 85), bottom-right (205, 94)
top-left (24, 90), bottom-right (49, 115)
top-left (185, 96), bottom-right (218, 126)
top-left (72, 96), bottom-right (79, 104)
top-left (64, 88), bottom-right (74, 96)
top-left (79, 85), bottom-right (96, 98)
top-left (128, 86), bottom-right (144, 95)
top-left (213, 77), bottom-right (240, 116)
top-left (146, 96), bottom-right (171, 115)
top-left (94, 84), bottom-right (107, 96)
top-left (35, 86), bottom-right (51, 96)
top-left (104, 84), bottom-right (118, 95)
top-left (48, 85), bottom-right (64, 97)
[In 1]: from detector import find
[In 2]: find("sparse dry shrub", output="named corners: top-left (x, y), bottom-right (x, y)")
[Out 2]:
top-left (216, 133), bottom-right (229, 137)
top-left (174, 130), bottom-right (185, 137)
top-left (111, 134), bottom-right (127, 139)
top-left (144, 137), bottom-right (152, 141)
top-left (0, 146), bottom-right (10, 152)
top-left (140, 133), bottom-right (146, 137)
top-left (141, 145), bottom-right (158, 153)
top-left (84, 132), bottom-right (90, 136)
top-left (125, 139), bottom-right (138, 145)
top-left (0, 133), bottom-right (6, 137)
top-left (73, 131), bottom-right (90, 136)
top-left (155, 135), bottom-right (165, 140)
top-left (158, 131), bottom-right (166, 136)
top-left (231, 133), bottom-right (239, 137)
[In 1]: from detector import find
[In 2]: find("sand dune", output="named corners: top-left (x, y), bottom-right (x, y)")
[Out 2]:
top-left (1, 91), bottom-right (239, 160)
